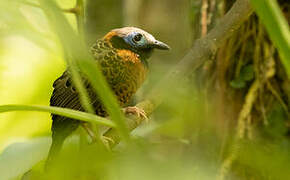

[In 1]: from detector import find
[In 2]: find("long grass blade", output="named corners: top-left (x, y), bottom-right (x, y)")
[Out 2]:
top-left (38, 0), bottom-right (130, 141)
top-left (0, 104), bottom-right (115, 127)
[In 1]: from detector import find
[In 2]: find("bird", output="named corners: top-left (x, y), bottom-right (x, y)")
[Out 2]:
top-left (46, 27), bottom-right (170, 166)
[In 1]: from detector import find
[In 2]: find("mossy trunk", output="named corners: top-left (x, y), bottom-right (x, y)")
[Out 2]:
top-left (193, 0), bottom-right (290, 179)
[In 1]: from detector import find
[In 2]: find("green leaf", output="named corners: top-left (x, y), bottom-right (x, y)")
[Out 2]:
top-left (240, 64), bottom-right (254, 81)
top-left (230, 78), bottom-right (246, 89)
top-left (230, 65), bottom-right (254, 89)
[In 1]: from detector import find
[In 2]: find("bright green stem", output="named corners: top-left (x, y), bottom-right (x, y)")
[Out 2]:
top-left (0, 104), bottom-right (115, 128)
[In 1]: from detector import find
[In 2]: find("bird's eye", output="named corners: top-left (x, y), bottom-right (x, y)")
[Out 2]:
top-left (133, 33), bottom-right (142, 42)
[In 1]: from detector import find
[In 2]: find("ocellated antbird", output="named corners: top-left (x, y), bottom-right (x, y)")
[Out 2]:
top-left (47, 27), bottom-right (170, 167)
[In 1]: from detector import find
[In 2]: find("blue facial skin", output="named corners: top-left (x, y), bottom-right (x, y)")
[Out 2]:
top-left (123, 32), bottom-right (148, 49)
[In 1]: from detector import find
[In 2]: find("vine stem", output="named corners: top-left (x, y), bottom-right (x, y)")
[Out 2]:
top-left (75, 0), bottom-right (85, 35)
top-left (201, 0), bottom-right (208, 36)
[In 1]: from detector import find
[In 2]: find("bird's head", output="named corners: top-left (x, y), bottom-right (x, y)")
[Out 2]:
top-left (103, 27), bottom-right (170, 60)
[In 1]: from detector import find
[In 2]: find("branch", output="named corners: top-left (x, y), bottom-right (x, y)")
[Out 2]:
top-left (170, 0), bottom-right (252, 78)
top-left (103, 0), bottom-right (253, 147)
top-left (104, 100), bottom-right (155, 148)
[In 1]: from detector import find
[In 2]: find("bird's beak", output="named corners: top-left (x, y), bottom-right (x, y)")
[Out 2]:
top-left (151, 40), bottom-right (170, 50)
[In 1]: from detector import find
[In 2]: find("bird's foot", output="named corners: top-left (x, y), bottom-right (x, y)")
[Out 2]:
top-left (82, 123), bottom-right (97, 143)
top-left (82, 123), bottom-right (115, 149)
top-left (101, 135), bottom-right (115, 150)
top-left (123, 106), bottom-right (148, 124)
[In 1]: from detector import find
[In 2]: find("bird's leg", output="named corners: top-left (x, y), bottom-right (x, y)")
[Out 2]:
top-left (122, 106), bottom-right (148, 124)
top-left (81, 123), bottom-right (97, 143)
top-left (82, 123), bottom-right (115, 150)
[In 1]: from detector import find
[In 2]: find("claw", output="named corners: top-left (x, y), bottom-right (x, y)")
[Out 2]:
top-left (101, 136), bottom-right (115, 150)
top-left (123, 106), bottom-right (148, 124)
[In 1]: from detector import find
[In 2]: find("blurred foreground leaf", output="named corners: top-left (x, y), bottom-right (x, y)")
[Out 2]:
top-left (236, 140), bottom-right (290, 179)
top-left (0, 0), bottom-right (50, 49)
top-left (0, 137), bottom-right (50, 180)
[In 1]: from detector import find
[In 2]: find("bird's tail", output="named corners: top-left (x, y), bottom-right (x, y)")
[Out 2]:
top-left (45, 133), bottom-right (66, 171)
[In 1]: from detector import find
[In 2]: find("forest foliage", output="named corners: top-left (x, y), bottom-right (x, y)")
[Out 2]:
top-left (0, 0), bottom-right (289, 180)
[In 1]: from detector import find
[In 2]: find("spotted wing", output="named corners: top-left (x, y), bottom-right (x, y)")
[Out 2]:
top-left (50, 39), bottom-right (113, 136)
